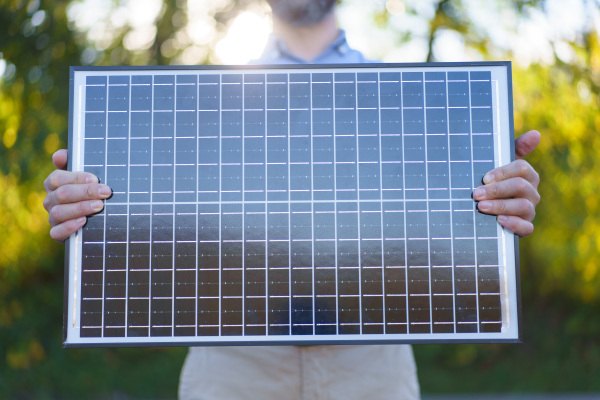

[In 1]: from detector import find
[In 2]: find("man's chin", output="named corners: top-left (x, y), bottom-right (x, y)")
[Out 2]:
top-left (267, 0), bottom-right (337, 26)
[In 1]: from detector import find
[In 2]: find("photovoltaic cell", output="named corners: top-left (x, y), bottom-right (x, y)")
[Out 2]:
top-left (65, 63), bottom-right (520, 347)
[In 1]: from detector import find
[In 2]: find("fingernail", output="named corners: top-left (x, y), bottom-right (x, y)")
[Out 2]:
top-left (91, 200), bottom-right (104, 212)
top-left (478, 201), bottom-right (492, 211)
top-left (473, 187), bottom-right (486, 199)
top-left (85, 175), bottom-right (99, 184)
top-left (498, 215), bottom-right (508, 224)
top-left (98, 185), bottom-right (112, 197)
top-left (76, 217), bottom-right (87, 224)
top-left (483, 173), bottom-right (494, 184)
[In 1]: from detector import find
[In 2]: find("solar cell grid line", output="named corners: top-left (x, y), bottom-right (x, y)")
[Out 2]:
top-left (217, 74), bottom-right (221, 338)
top-left (467, 71), bottom-right (481, 334)
top-left (445, 72), bottom-right (458, 335)
top-left (429, 201), bottom-right (454, 333)
top-left (422, 72), bottom-right (433, 336)
top-left (105, 77), bottom-right (129, 337)
top-left (101, 76), bottom-right (109, 338)
top-left (332, 73), bottom-right (340, 335)
top-left (80, 74), bottom-right (107, 338)
top-left (172, 78), bottom-right (177, 339)
top-left (105, 75), bottom-right (131, 338)
top-left (243, 74), bottom-right (267, 336)
top-left (286, 74), bottom-right (292, 336)
top-left (128, 204), bottom-right (151, 336)
top-left (471, 71), bottom-right (502, 333)
top-left (148, 75), bottom-right (155, 338)
top-left (358, 72), bottom-right (384, 334)
top-left (195, 75), bottom-right (200, 338)
top-left (267, 202), bottom-right (290, 335)
top-left (195, 73), bottom-right (222, 336)
top-left (426, 71), bottom-right (452, 333)
top-left (313, 202), bottom-right (336, 335)
top-left (379, 71), bottom-right (406, 334)
top-left (354, 72), bottom-right (362, 335)
top-left (264, 73), bottom-right (291, 336)
top-left (377, 72), bottom-right (387, 334)
top-left (241, 74), bottom-right (245, 337)
top-left (264, 74), bottom-right (268, 336)
top-left (313, 73), bottom-right (334, 335)
top-left (125, 74), bottom-right (132, 338)
top-left (66, 63), bottom-right (519, 347)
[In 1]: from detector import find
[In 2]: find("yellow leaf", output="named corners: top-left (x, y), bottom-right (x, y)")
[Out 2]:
top-left (3, 127), bottom-right (16, 148)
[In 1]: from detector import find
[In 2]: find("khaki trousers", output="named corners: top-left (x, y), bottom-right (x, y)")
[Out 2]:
top-left (179, 345), bottom-right (420, 400)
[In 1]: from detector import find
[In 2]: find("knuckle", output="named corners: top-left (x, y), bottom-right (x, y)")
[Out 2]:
top-left (48, 171), bottom-right (61, 190)
top-left (487, 183), bottom-right (499, 197)
top-left (50, 206), bottom-right (62, 223)
top-left (75, 172), bottom-right (85, 184)
top-left (531, 169), bottom-right (540, 187)
top-left (495, 200), bottom-right (507, 214)
top-left (77, 172), bottom-right (92, 184)
top-left (54, 186), bottom-right (68, 203)
top-left (78, 200), bottom-right (89, 215)
top-left (516, 159), bottom-right (530, 175)
top-left (518, 199), bottom-right (535, 220)
top-left (85, 184), bottom-right (96, 199)
top-left (528, 201), bottom-right (536, 221)
top-left (533, 190), bottom-right (541, 206)
top-left (493, 166), bottom-right (505, 181)
top-left (42, 196), bottom-right (51, 212)
top-left (514, 177), bottom-right (528, 194)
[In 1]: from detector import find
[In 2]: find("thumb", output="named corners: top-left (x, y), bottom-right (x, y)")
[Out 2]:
top-left (52, 149), bottom-right (68, 170)
top-left (515, 130), bottom-right (541, 160)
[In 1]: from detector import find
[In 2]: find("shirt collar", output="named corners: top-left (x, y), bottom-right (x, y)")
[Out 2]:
top-left (261, 29), bottom-right (351, 64)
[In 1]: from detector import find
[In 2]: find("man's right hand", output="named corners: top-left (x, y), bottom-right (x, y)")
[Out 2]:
top-left (43, 149), bottom-right (112, 243)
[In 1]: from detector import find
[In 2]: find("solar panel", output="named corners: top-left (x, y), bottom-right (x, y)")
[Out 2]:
top-left (64, 63), bottom-right (521, 347)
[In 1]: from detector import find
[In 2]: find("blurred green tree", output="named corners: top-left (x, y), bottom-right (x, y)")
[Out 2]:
top-left (0, 0), bottom-right (260, 397)
top-left (1, 1), bottom-right (84, 393)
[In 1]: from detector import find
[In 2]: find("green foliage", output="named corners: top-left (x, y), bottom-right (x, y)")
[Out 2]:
top-left (0, 1), bottom-right (189, 398)
top-left (1, 0), bottom-right (599, 398)
top-left (0, 2), bottom-right (80, 391)
top-left (415, 298), bottom-right (600, 393)
top-left (515, 48), bottom-right (600, 303)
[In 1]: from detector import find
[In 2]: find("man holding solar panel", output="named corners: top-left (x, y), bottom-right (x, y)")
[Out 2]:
top-left (43, 0), bottom-right (541, 398)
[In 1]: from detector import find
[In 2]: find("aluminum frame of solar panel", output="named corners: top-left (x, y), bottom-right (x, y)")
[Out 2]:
top-left (64, 62), bottom-right (521, 347)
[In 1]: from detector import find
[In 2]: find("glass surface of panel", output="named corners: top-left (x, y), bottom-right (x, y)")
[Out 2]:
top-left (67, 63), bottom-right (517, 346)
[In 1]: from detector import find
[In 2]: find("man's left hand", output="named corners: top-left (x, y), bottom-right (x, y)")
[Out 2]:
top-left (473, 130), bottom-right (541, 237)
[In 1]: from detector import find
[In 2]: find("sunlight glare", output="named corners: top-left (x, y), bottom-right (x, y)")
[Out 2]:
top-left (385, 0), bottom-right (405, 15)
top-left (215, 11), bottom-right (271, 65)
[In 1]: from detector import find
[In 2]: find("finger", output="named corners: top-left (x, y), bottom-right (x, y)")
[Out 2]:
top-left (52, 149), bottom-right (69, 170)
top-left (473, 177), bottom-right (540, 206)
top-left (482, 159), bottom-right (539, 189)
top-left (50, 216), bottom-right (87, 243)
top-left (477, 198), bottom-right (535, 221)
top-left (44, 183), bottom-right (111, 211)
top-left (515, 130), bottom-right (541, 160)
top-left (48, 200), bottom-right (105, 226)
top-left (497, 215), bottom-right (534, 238)
top-left (44, 170), bottom-right (100, 192)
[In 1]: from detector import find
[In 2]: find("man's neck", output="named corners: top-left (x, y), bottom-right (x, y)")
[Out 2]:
top-left (272, 10), bottom-right (339, 61)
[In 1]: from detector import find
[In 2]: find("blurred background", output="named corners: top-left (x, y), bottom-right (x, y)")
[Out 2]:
top-left (1, 0), bottom-right (600, 398)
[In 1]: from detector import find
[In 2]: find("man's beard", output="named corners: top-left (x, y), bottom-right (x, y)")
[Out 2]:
top-left (267, 0), bottom-right (337, 26)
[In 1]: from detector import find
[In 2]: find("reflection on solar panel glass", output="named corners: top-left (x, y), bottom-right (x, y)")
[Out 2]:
top-left (65, 63), bottom-right (520, 346)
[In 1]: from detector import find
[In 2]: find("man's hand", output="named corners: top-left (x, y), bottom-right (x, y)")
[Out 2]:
top-left (473, 130), bottom-right (541, 237)
top-left (43, 149), bottom-right (112, 243)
